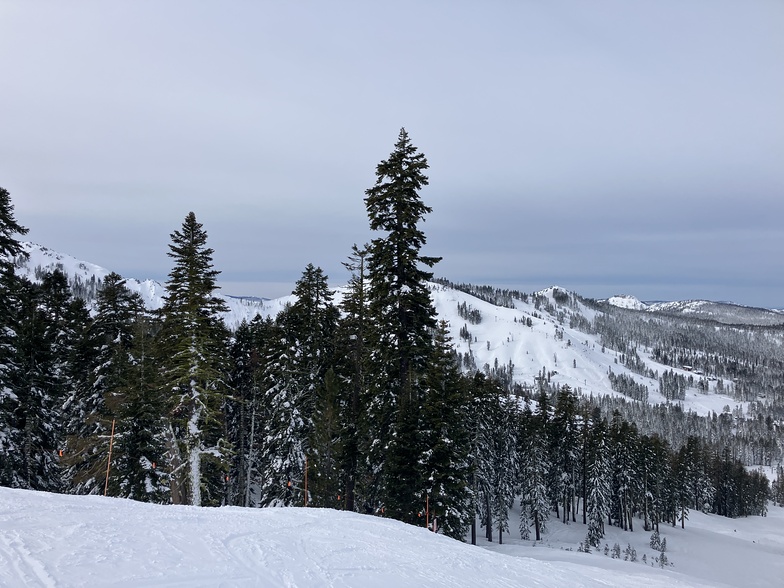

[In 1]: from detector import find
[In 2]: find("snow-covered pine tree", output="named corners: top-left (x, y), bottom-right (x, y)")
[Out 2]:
top-left (225, 316), bottom-right (268, 507)
top-left (363, 129), bottom-right (440, 524)
top-left (64, 272), bottom-right (139, 495)
top-left (7, 271), bottom-right (78, 491)
top-left (0, 187), bottom-right (29, 488)
top-left (256, 312), bottom-right (307, 507)
top-left (110, 309), bottom-right (168, 502)
top-left (256, 265), bottom-right (339, 508)
top-left (519, 399), bottom-right (551, 542)
top-left (491, 392), bottom-right (519, 544)
top-left (419, 320), bottom-right (472, 539)
top-left (467, 373), bottom-right (499, 543)
top-left (551, 385), bottom-right (580, 524)
top-left (157, 212), bottom-right (231, 506)
top-left (334, 244), bottom-right (370, 513)
top-left (609, 411), bottom-right (640, 531)
top-left (585, 412), bottom-right (611, 547)
top-left (287, 264), bottom-right (340, 506)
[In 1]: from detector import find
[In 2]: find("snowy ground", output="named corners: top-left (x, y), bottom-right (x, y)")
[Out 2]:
top-left (2, 488), bottom-right (783, 587)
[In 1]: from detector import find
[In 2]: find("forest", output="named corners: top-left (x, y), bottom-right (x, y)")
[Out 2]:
top-left (1, 129), bottom-right (782, 550)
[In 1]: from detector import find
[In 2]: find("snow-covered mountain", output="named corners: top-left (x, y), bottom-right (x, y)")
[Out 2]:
top-left (604, 294), bottom-right (648, 310)
top-left (14, 242), bottom-right (782, 418)
top-left (602, 292), bottom-right (783, 326)
top-left (3, 486), bottom-right (784, 588)
top-left (644, 299), bottom-right (784, 326)
top-left (15, 242), bottom-right (289, 329)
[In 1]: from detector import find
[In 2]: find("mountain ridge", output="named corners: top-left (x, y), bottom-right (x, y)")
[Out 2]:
top-left (15, 241), bottom-right (784, 421)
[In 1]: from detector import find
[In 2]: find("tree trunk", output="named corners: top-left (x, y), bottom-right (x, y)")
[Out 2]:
top-left (165, 423), bottom-right (185, 505)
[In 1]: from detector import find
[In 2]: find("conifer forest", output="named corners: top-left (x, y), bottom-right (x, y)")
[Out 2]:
top-left (2, 129), bottom-right (783, 549)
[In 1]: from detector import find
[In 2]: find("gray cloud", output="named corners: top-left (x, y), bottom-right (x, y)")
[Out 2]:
top-left (3, 1), bottom-right (782, 306)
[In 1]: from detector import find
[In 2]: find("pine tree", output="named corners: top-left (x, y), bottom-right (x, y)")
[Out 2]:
top-left (0, 186), bottom-right (29, 403)
top-left (551, 385), bottom-right (580, 524)
top-left (257, 314), bottom-right (306, 507)
top-left (585, 413), bottom-right (611, 547)
top-left (256, 266), bottom-right (339, 507)
top-left (363, 128), bottom-right (440, 523)
top-left (157, 212), bottom-right (231, 506)
top-left (5, 272), bottom-right (78, 491)
top-left (519, 390), bottom-right (552, 542)
top-left (110, 310), bottom-right (168, 502)
top-left (419, 321), bottom-right (472, 539)
top-left (334, 244), bottom-right (370, 512)
top-left (225, 317), bottom-right (268, 507)
top-left (64, 272), bottom-right (139, 494)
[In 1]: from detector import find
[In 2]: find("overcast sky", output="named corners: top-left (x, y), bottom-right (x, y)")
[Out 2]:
top-left (2, 1), bottom-right (782, 307)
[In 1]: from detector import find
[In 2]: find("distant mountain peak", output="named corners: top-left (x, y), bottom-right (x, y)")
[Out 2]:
top-left (605, 295), bottom-right (648, 310)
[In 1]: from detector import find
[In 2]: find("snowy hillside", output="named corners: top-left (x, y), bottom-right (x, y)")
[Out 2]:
top-left (604, 294), bottom-right (648, 310)
top-left (430, 283), bottom-right (750, 418)
top-left (13, 242), bottom-right (771, 418)
top-left (645, 299), bottom-right (784, 326)
top-left (15, 243), bottom-right (287, 329)
top-left (3, 487), bottom-right (783, 587)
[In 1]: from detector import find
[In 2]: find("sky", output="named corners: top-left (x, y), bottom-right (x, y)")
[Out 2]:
top-left (2, 1), bottom-right (782, 307)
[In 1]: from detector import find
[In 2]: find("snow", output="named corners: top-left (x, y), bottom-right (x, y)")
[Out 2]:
top-left (605, 294), bottom-right (648, 310)
top-left (428, 284), bottom-right (747, 418)
top-left (5, 487), bottom-right (784, 587)
top-left (13, 242), bottom-right (764, 419)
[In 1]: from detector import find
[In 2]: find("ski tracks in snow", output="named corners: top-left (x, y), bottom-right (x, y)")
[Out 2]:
top-left (0, 529), bottom-right (58, 588)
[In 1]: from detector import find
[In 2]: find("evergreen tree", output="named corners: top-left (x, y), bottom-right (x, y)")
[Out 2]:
top-left (157, 212), bottom-right (231, 506)
top-left (419, 321), bottom-right (472, 539)
top-left (519, 400), bottom-right (551, 542)
top-left (551, 385), bottom-right (580, 524)
top-left (225, 317), bottom-right (268, 507)
top-left (5, 272), bottom-right (75, 491)
top-left (585, 413), bottom-right (611, 547)
top-left (363, 128), bottom-right (440, 523)
top-left (109, 310), bottom-right (168, 502)
top-left (257, 314), bottom-right (306, 507)
top-left (64, 272), bottom-right (140, 494)
top-left (0, 186), bottom-right (28, 400)
top-left (334, 244), bottom-right (370, 512)
top-left (257, 265), bottom-right (339, 507)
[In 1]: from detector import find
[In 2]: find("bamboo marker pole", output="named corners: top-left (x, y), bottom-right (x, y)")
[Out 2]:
top-left (103, 419), bottom-right (116, 496)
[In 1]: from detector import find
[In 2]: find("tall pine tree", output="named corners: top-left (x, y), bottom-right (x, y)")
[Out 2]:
top-left (157, 212), bottom-right (231, 506)
top-left (364, 128), bottom-right (440, 523)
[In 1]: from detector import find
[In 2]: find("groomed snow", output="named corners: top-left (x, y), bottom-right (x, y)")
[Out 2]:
top-left (2, 488), bottom-right (784, 587)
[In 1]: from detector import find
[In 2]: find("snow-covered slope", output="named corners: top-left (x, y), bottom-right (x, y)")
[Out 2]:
top-left (604, 294), bottom-right (648, 310)
top-left (15, 242), bottom-right (765, 418)
top-left (15, 242), bottom-right (283, 329)
top-left (645, 299), bottom-right (784, 326)
top-left (5, 486), bottom-right (783, 588)
top-left (430, 283), bottom-right (749, 418)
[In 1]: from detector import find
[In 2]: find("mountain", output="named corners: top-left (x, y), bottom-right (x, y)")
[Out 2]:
top-left (15, 242), bottom-right (287, 329)
top-left (14, 242), bottom-right (784, 420)
top-left (604, 293), bottom-right (784, 326)
top-left (604, 294), bottom-right (648, 310)
top-left (645, 299), bottom-right (784, 326)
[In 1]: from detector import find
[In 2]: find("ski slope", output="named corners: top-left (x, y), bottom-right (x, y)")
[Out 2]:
top-left (5, 487), bottom-right (784, 587)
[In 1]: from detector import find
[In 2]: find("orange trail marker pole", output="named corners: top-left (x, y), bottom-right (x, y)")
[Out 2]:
top-left (304, 456), bottom-right (308, 507)
top-left (103, 419), bottom-right (116, 497)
